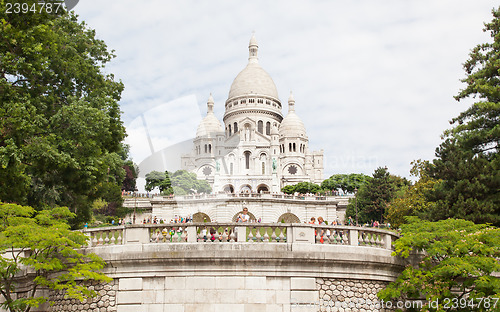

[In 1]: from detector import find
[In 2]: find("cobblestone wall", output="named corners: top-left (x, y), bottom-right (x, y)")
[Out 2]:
top-left (49, 279), bottom-right (117, 312)
top-left (316, 278), bottom-right (393, 312)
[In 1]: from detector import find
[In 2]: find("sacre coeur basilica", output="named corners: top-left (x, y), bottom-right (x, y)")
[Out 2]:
top-left (146, 35), bottom-right (348, 224)
top-left (181, 34), bottom-right (324, 194)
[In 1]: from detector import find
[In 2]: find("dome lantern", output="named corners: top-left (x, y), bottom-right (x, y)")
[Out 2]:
top-left (207, 93), bottom-right (214, 114)
top-left (249, 33), bottom-right (258, 64)
top-left (288, 91), bottom-right (295, 112)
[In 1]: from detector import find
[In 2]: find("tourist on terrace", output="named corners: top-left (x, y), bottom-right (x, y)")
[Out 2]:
top-left (317, 217), bottom-right (326, 243)
top-left (237, 208), bottom-right (250, 222)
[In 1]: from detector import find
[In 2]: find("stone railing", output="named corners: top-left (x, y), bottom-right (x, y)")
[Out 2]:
top-left (84, 223), bottom-right (397, 250)
top-left (148, 193), bottom-right (352, 202)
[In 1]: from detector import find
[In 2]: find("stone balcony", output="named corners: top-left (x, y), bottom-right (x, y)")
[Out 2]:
top-left (84, 223), bottom-right (396, 250)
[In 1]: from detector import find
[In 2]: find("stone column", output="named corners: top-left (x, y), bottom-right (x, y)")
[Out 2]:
top-left (349, 228), bottom-right (358, 246)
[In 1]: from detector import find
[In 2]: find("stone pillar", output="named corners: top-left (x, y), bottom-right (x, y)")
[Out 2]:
top-left (291, 226), bottom-right (315, 243)
top-left (349, 228), bottom-right (358, 246)
top-left (236, 226), bottom-right (247, 242)
top-left (384, 233), bottom-right (393, 250)
top-left (187, 225), bottom-right (197, 243)
top-left (124, 227), bottom-right (150, 244)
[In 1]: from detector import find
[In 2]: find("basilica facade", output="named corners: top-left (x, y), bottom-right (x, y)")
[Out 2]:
top-left (181, 35), bottom-right (324, 193)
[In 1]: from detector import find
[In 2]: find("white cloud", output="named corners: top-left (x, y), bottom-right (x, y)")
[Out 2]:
top-left (76, 0), bottom-right (498, 179)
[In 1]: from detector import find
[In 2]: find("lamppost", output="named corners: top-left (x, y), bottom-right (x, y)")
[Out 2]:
top-left (354, 188), bottom-right (358, 226)
top-left (133, 187), bottom-right (138, 224)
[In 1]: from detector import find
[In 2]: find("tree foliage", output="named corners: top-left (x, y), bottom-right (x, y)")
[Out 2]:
top-left (144, 171), bottom-right (171, 193)
top-left (170, 170), bottom-right (211, 195)
top-left (281, 181), bottom-right (321, 194)
top-left (321, 173), bottom-right (371, 194)
top-left (145, 170), bottom-right (211, 195)
top-left (0, 1), bottom-right (126, 226)
top-left (426, 6), bottom-right (500, 226)
top-left (118, 144), bottom-right (138, 192)
top-left (0, 202), bottom-right (110, 312)
top-left (378, 217), bottom-right (500, 312)
top-left (385, 160), bottom-right (440, 229)
top-left (345, 167), bottom-right (409, 224)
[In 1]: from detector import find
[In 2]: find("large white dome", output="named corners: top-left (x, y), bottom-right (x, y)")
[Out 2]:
top-left (227, 34), bottom-right (279, 100)
top-left (228, 63), bottom-right (279, 100)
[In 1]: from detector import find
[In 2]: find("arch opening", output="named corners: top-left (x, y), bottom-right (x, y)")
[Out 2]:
top-left (277, 213), bottom-right (300, 223)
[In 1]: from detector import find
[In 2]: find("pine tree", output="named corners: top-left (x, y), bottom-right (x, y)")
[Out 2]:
top-left (428, 7), bottom-right (500, 225)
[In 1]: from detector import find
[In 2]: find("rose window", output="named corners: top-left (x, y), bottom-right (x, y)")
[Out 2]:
top-left (203, 166), bottom-right (212, 176)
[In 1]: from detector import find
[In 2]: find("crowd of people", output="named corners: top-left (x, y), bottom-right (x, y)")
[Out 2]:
top-left (142, 216), bottom-right (194, 224)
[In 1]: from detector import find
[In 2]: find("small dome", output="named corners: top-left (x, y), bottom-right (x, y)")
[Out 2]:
top-left (196, 114), bottom-right (223, 137)
top-left (279, 92), bottom-right (307, 137)
top-left (196, 94), bottom-right (223, 137)
top-left (279, 112), bottom-right (307, 137)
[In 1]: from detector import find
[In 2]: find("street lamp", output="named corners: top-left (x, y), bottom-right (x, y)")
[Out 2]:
top-left (354, 188), bottom-right (358, 226)
top-left (133, 187), bottom-right (138, 224)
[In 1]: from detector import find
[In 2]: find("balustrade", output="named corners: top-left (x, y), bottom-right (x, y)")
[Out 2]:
top-left (83, 224), bottom-right (397, 250)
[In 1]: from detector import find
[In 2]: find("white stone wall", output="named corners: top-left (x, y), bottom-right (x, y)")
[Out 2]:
top-left (148, 196), bottom-right (345, 223)
top-left (117, 276), bottom-right (294, 312)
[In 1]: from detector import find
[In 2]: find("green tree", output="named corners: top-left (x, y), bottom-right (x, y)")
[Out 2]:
top-left (426, 7), bottom-right (500, 226)
top-left (0, 202), bottom-right (111, 312)
top-left (118, 144), bottom-right (138, 192)
top-left (321, 173), bottom-right (371, 194)
top-left (282, 185), bottom-right (296, 195)
top-left (144, 171), bottom-right (171, 193)
top-left (169, 170), bottom-right (211, 195)
top-left (345, 167), bottom-right (409, 224)
top-left (0, 1), bottom-right (126, 226)
top-left (281, 181), bottom-right (321, 194)
top-left (378, 217), bottom-right (500, 311)
top-left (385, 160), bottom-right (440, 229)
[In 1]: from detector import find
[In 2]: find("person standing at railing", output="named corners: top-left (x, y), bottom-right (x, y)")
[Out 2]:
top-left (237, 208), bottom-right (250, 222)
top-left (317, 217), bottom-right (325, 243)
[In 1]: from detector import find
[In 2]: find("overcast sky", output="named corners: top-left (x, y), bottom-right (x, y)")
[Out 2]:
top-left (75, 0), bottom-right (497, 181)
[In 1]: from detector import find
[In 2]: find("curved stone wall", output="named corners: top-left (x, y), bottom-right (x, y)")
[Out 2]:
top-left (2, 225), bottom-right (402, 312)
top-left (81, 235), bottom-right (402, 311)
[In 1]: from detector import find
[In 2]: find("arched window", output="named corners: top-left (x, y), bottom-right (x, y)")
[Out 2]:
top-left (209, 144), bottom-right (212, 153)
top-left (244, 151), bottom-right (251, 169)
top-left (293, 143), bottom-right (296, 152)
top-left (204, 144), bottom-right (207, 153)
top-left (228, 124), bottom-right (232, 136)
top-left (234, 122), bottom-right (238, 133)
top-left (289, 143), bottom-right (292, 152)
top-left (266, 122), bottom-right (271, 135)
top-left (257, 120), bottom-right (263, 134)
top-left (262, 162), bottom-right (265, 174)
